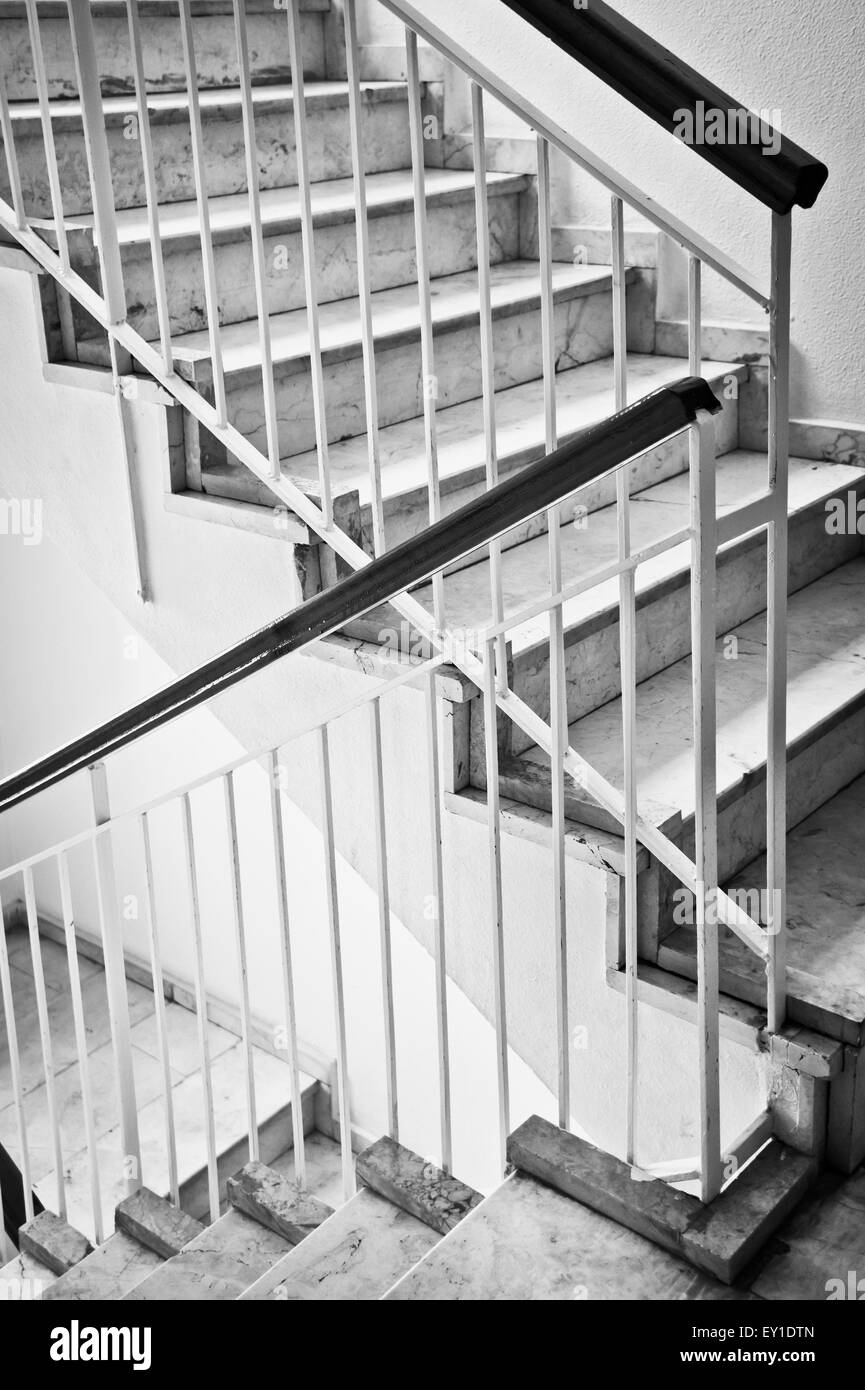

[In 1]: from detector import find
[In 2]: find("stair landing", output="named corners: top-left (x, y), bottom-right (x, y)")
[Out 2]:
top-left (659, 772), bottom-right (865, 1044)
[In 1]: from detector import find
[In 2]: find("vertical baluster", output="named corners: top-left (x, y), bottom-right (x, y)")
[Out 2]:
top-left (482, 641), bottom-right (509, 1175)
top-left (368, 700), bottom-right (398, 1141)
top-left (538, 134), bottom-right (569, 1129)
top-left (223, 772), bottom-right (258, 1163)
top-left (611, 196), bottom-right (628, 409)
top-left (180, 792), bottom-right (219, 1222)
top-left (22, 867), bottom-right (65, 1218)
top-left (767, 213), bottom-right (791, 1036)
top-left (89, 764), bottom-right (141, 1198)
top-left (344, 0), bottom-right (384, 553)
top-left (177, 0), bottom-right (227, 423)
top-left (406, 28), bottom-right (444, 628)
top-left (0, 73), bottom-right (25, 230)
top-left (0, 895), bottom-right (34, 1226)
top-left (108, 337), bottom-right (149, 603)
top-left (691, 407), bottom-right (723, 1202)
top-left (424, 673), bottom-right (452, 1172)
top-left (611, 196), bottom-right (639, 1166)
top-left (232, 0), bottom-right (280, 479)
top-left (316, 727), bottom-right (355, 1201)
top-left (139, 813), bottom-right (179, 1206)
top-left (67, 0), bottom-right (125, 321)
top-left (266, 751), bottom-right (306, 1188)
top-left (0, 1186), bottom-right (10, 1265)
top-left (472, 85), bottom-right (507, 689)
top-left (57, 852), bottom-right (102, 1242)
top-left (27, 0), bottom-right (68, 269)
top-left (286, 0), bottom-right (332, 524)
top-left (125, 0), bottom-right (173, 371)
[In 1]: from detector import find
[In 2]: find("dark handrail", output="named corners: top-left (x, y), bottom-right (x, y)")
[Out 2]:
top-left (0, 378), bottom-right (721, 816)
top-left (500, 0), bottom-right (827, 215)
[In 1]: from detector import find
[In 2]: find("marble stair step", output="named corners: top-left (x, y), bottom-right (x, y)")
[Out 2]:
top-left (161, 259), bottom-right (627, 474)
top-left (2, 79), bottom-right (412, 215)
top-left (0, 0), bottom-right (329, 102)
top-left (238, 1187), bottom-right (440, 1300)
top-left (382, 1170), bottom-right (749, 1301)
top-left (41, 1229), bottom-right (165, 1302)
top-left (497, 557), bottom-right (865, 890)
top-left (62, 168), bottom-right (529, 342)
top-left (658, 773), bottom-right (865, 1045)
top-left (202, 356), bottom-right (741, 570)
top-left (443, 450), bottom-right (864, 747)
top-left (124, 1206), bottom-right (293, 1300)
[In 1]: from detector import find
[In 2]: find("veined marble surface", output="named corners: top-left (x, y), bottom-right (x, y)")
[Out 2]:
top-left (125, 1209), bottom-right (290, 1301)
top-left (384, 1173), bottom-right (751, 1301)
top-left (7, 82), bottom-right (412, 217)
top-left (81, 170), bottom-right (527, 341)
top-left (240, 1188), bottom-right (439, 1301)
top-left (43, 1230), bottom-right (163, 1302)
top-left (0, 3), bottom-right (327, 101)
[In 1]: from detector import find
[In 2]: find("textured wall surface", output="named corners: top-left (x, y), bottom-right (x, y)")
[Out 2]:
top-left (406, 0), bottom-right (863, 423)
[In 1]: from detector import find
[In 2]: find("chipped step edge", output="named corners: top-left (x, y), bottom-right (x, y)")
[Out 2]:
top-left (163, 489), bottom-right (310, 545)
top-left (304, 631), bottom-right (478, 704)
top-left (508, 1115), bottom-right (817, 1285)
top-left (115, 1187), bottom-right (205, 1259)
top-left (226, 1161), bottom-right (333, 1244)
top-left (42, 361), bottom-right (175, 405)
top-left (19, 1212), bottom-right (93, 1277)
top-left (606, 963), bottom-right (843, 1078)
top-left (356, 1136), bottom-right (483, 1236)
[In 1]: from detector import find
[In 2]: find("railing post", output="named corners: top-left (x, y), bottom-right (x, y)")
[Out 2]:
top-left (66, 0), bottom-right (126, 324)
top-left (766, 212), bottom-right (791, 1036)
top-left (691, 409), bottom-right (723, 1203)
top-left (88, 762), bottom-right (141, 1198)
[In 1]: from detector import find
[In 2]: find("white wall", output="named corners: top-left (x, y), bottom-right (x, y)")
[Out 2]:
top-left (401, 0), bottom-right (862, 422)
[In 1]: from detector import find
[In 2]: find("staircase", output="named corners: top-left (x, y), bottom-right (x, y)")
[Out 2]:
top-left (1, 0), bottom-right (862, 1302)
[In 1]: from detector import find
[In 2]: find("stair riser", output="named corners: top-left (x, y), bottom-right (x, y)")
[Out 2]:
top-left (67, 187), bottom-right (524, 341)
top-left (184, 285), bottom-right (618, 473)
top-left (0, 7), bottom-right (326, 101)
top-left (498, 691), bottom-right (865, 897)
top-left (504, 486), bottom-right (865, 753)
top-left (4, 89), bottom-right (411, 215)
top-left (359, 381), bottom-right (741, 572)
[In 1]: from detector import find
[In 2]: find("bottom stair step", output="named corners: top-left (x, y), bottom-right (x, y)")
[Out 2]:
top-left (383, 1171), bottom-right (757, 1301)
top-left (239, 1188), bottom-right (440, 1301)
top-left (42, 1230), bottom-right (164, 1302)
top-left (507, 1116), bottom-right (816, 1284)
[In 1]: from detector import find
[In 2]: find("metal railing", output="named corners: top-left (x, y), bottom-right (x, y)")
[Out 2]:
top-left (0, 379), bottom-right (734, 1239)
top-left (0, 0), bottom-right (828, 1218)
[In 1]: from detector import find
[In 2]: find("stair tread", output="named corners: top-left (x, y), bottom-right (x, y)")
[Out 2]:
top-left (167, 260), bottom-right (619, 374)
top-left (42, 1229), bottom-right (164, 1301)
top-left (8, 78), bottom-right (405, 124)
top-left (511, 556), bottom-right (865, 833)
top-left (239, 1186), bottom-right (439, 1300)
top-left (659, 773), bottom-right (865, 1041)
top-left (750, 1167), bottom-right (865, 1299)
top-left (0, 1245), bottom-right (56, 1298)
top-left (125, 1207), bottom-right (291, 1300)
top-left (416, 449), bottom-right (865, 654)
top-left (383, 1170), bottom-right (749, 1301)
top-left (269, 353), bottom-right (733, 505)
top-left (58, 168), bottom-right (529, 246)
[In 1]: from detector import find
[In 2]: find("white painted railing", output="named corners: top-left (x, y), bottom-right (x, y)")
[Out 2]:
top-left (0, 0), bottom-right (813, 1219)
